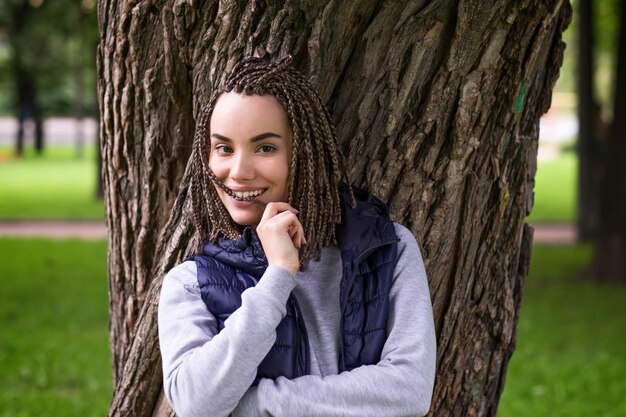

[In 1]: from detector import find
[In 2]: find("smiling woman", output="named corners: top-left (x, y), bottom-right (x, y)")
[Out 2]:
top-left (208, 92), bottom-right (292, 226)
top-left (157, 56), bottom-right (437, 417)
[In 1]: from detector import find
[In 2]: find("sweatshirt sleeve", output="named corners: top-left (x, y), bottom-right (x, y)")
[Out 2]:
top-left (158, 261), bottom-right (298, 417)
top-left (233, 223), bottom-right (437, 417)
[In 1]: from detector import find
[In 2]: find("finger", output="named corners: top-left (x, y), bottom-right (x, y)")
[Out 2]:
top-left (265, 210), bottom-right (301, 230)
top-left (256, 211), bottom-right (299, 237)
top-left (259, 202), bottom-right (299, 224)
top-left (288, 218), bottom-right (306, 249)
top-left (267, 211), bottom-right (304, 244)
top-left (289, 228), bottom-right (305, 250)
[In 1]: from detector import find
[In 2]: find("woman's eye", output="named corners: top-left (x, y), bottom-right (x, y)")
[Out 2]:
top-left (214, 144), bottom-right (233, 154)
top-left (257, 144), bottom-right (277, 153)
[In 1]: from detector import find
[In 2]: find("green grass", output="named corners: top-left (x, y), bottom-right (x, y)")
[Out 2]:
top-left (0, 238), bottom-right (111, 417)
top-left (498, 244), bottom-right (626, 416)
top-left (0, 146), bottom-right (103, 220)
top-left (528, 150), bottom-right (577, 223)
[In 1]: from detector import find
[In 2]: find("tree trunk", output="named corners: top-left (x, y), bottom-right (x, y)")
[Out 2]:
top-left (590, 0), bottom-right (626, 283)
top-left (577, 0), bottom-right (602, 240)
top-left (8, 0), bottom-right (44, 157)
top-left (74, 11), bottom-right (86, 160)
top-left (98, 1), bottom-right (571, 416)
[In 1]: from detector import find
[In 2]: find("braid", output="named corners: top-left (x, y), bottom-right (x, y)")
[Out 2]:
top-left (188, 55), bottom-right (354, 265)
top-left (189, 99), bottom-right (241, 242)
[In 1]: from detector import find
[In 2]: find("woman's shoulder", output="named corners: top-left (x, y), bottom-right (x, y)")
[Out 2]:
top-left (391, 222), bottom-right (425, 262)
top-left (161, 260), bottom-right (200, 302)
top-left (392, 222), bottom-right (418, 245)
top-left (165, 260), bottom-right (197, 282)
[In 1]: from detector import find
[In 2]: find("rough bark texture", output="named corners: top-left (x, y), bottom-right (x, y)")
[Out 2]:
top-left (590, 0), bottom-right (626, 283)
top-left (98, 1), bottom-right (571, 416)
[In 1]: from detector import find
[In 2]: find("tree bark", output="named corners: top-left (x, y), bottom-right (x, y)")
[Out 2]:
top-left (590, 0), bottom-right (626, 283)
top-left (98, 1), bottom-right (571, 416)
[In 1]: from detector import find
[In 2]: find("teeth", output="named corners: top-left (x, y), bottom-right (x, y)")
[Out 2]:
top-left (231, 189), bottom-right (264, 199)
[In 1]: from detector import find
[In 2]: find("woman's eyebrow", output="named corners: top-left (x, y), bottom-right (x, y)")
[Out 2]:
top-left (211, 132), bottom-right (283, 142)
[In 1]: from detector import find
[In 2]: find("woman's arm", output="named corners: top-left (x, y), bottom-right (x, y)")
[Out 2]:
top-left (158, 261), bottom-right (298, 417)
top-left (234, 224), bottom-right (437, 417)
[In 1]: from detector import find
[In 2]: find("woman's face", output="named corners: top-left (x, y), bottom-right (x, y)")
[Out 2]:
top-left (209, 91), bottom-right (292, 227)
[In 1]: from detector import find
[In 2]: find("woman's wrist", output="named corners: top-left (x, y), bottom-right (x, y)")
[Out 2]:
top-left (268, 261), bottom-right (298, 277)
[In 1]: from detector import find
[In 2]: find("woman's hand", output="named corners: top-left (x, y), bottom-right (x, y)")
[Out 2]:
top-left (255, 202), bottom-right (306, 276)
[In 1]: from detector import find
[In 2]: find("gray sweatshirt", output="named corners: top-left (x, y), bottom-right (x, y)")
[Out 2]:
top-left (158, 223), bottom-right (436, 417)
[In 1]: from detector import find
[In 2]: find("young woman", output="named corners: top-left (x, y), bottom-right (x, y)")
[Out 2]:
top-left (158, 56), bottom-right (436, 417)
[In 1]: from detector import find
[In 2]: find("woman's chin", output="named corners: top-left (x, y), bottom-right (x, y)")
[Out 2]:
top-left (226, 206), bottom-right (263, 227)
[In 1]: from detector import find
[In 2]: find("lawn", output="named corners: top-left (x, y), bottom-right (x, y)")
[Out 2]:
top-left (527, 150), bottom-right (577, 223)
top-left (0, 238), bottom-right (111, 417)
top-left (0, 146), bottom-right (104, 220)
top-left (498, 244), bottom-right (626, 416)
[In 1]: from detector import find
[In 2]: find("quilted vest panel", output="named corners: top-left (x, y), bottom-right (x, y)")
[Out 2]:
top-left (193, 229), bottom-right (308, 385)
top-left (193, 186), bottom-right (399, 382)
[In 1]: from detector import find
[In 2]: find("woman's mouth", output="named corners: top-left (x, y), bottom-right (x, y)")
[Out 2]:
top-left (228, 188), bottom-right (266, 201)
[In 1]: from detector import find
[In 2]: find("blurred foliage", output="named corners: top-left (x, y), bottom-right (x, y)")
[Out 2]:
top-left (0, 0), bottom-right (622, 117)
top-left (559, 0), bottom-right (622, 116)
top-left (0, 0), bottom-right (98, 116)
top-left (592, 0), bottom-right (621, 54)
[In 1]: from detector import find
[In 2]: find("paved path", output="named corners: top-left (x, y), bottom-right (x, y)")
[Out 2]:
top-left (0, 117), bottom-right (98, 146)
top-left (0, 220), bottom-right (107, 240)
top-left (0, 220), bottom-right (576, 244)
top-left (531, 223), bottom-right (577, 245)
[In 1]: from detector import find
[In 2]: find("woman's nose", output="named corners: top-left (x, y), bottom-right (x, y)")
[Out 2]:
top-left (230, 151), bottom-right (255, 180)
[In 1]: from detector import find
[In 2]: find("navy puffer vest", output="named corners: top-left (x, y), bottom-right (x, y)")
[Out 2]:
top-left (191, 187), bottom-right (399, 383)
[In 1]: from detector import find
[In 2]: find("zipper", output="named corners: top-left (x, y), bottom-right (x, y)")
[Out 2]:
top-left (290, 294), bottom-right (310, 376)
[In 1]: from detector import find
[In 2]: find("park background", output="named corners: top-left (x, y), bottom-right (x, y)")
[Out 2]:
top-left (0, 0), bottom-right (625, 416)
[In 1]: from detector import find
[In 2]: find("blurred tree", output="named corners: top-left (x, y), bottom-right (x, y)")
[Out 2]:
top-left (575, 0), bottom-right (621, 240)
top-left (577, 0), bottom-right (602, 239)
top-left (591, 0), bottom-right (626, 283)
top-left (592, 0), bottom-right (621, 107)
top-left (98, 1), bottom-right (571, 416)
top-left (3, 0), bottom-right (44, 156)
top-left (0, 0), bottom-right (98, 155)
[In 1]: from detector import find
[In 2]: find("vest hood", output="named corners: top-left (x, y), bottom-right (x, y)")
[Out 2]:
top-left (337, 185), bottom-right (398, 262)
